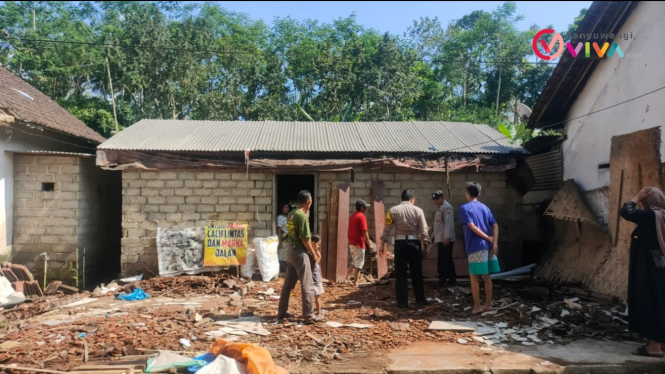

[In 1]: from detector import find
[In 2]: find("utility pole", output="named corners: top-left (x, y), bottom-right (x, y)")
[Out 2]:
top-left (495, 64), bottom-right (502, 115)
top-left (106, 57), bottom-right (119, 133)
top-left (32, 7), bottom-right (35, 31)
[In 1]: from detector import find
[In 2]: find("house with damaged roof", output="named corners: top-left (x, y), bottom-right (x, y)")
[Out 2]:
top-left (0, 66), bottom-right (121, 287)
top-left (97, 119), bottom-right (530, 281)
top-left (525, 1), bottom-right (665, 298)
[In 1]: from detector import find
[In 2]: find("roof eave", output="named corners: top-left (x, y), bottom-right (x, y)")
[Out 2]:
top-left (528, 1), bottom-right (639, 129)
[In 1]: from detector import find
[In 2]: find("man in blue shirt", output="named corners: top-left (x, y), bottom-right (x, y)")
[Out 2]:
top-left (459, 182), bottom-right (500, 314)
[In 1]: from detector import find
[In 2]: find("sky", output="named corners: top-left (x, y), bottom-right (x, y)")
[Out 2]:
top-left (214, 1), bottom-right (592, 35)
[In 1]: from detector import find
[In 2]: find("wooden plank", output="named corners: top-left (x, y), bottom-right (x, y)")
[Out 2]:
top-left (372, 180), bottom-right (388, 279)
top-left (613, 169), bottom-right (623, 246)
top-left (327, 185), bottom-right (339, 280)
top-left (335, 183), bottom-right (350, 282)
top-left (609, 127), bottom-right (662, 248)
top-left (320, 220), bottom-right (328, 279)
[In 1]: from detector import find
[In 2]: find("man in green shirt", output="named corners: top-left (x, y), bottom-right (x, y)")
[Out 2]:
top-left (278, 190), bottom-right (322, 323)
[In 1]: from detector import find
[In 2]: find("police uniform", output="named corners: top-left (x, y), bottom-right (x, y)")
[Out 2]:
top-left (380, 201), bottom-right (430, 306)
top-left (431, 200), bottom-right (457, 286)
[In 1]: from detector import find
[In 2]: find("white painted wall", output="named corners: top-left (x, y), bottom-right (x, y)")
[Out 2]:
top-left (0, 124), bottom-right (95, 254)
top-left (562, 2), bottom-right (665, 192)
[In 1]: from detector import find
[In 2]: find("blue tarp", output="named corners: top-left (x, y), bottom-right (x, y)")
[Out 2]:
top-left (115, 287), bottom-right (149, 301)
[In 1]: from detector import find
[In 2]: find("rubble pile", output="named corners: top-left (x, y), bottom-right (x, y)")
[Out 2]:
top-left (0, 274), bottom-right (639, 371)
top-left (0, 263), bottom-right (42, 297)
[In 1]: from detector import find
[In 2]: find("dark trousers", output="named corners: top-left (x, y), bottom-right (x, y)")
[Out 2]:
top-left (437, 242), bottom-right (456, 286)
top-left (278, 248), bottom-right (314, 317)
top-left (395, 239), bottom-right (426, 305)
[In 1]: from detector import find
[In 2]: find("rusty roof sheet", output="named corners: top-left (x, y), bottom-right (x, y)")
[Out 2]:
top-left (0, 66), bottom-right (105, 143)
top-left (99, 120), bottom-right (527, 155)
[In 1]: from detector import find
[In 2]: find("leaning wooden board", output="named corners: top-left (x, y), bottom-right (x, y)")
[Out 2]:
top-left (335, 183), bottom-right (350, 282)
top-left (608, 127), bottom-right (661, 248)
top-left (327, 185), bottom-right (339, 280)
top-left (372, 180), bottom-right (388, 279)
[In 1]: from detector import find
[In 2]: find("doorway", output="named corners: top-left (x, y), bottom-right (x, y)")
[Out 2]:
top-left (276, 174), bottom-right (316, 231)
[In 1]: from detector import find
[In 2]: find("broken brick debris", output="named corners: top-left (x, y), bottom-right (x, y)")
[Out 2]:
top-left (0, 273), bottom-right (639, 371)
top-left (1, 262), bottom-right (43, 297)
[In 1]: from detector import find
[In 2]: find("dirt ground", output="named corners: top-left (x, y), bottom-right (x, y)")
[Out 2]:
top-left (0, 274), bottom-right (638, 373)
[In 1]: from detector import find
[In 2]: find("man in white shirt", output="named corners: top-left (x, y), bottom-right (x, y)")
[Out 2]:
top-left (430, 190), bottom-right (457, 287)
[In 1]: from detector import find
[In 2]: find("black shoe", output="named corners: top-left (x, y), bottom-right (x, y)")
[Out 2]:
top-left (417, 300), bottom-right (432, 306)
top-left (398, 303), bottom-right (409, 309)
top-left (448, 280), bottom-right (457, 287)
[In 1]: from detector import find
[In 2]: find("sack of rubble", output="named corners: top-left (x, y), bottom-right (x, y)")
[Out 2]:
top-left (240, 246), bottom-right (257, 280)
top-left (253, 236), bottom-right (279, 281)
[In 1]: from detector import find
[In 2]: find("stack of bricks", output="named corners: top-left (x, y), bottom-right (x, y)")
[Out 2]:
top-left (1, 262), bottom-right (43, 297)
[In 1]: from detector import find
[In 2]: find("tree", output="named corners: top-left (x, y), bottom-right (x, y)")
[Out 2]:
top-left (566, 8), bottom-right (588, 39)
top-left (0, 1), bottom-right (560, 138)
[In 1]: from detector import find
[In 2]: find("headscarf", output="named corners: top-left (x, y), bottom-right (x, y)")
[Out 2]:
top-left (643, 187), bottom-right (665, 255)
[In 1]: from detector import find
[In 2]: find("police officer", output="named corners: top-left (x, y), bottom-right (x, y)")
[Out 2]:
top-left (379, 189), bottom-right (431, 308)
top-left (430, 190), bottom-right (457, 288)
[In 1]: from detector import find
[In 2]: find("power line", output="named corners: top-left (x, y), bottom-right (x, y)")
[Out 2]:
top-left (39, 62), bottom-right (106, 72)
top-left (1, 36), bottom-right (559, 66)
top-left (12, 83), bottom-right (665, 162)
top-left (425, 84), bottom-right (665, 156)
top-left (8, 125), bottom-right (99, 151)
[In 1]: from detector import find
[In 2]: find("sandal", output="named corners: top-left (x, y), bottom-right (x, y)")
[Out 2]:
top-left (632, 345), bottom-right (664, 358)
top-left (302, 315), bottom-right (324, 325)
top-left (277, 313), bottom-right (295, 320)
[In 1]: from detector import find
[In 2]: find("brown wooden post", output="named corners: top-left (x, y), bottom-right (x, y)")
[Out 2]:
top-left (335, 183), bottom-right (350, 282)
top-left (372, 180), bottom-right (388, 279)
top-left (327, 186), bottom-right (339, 280)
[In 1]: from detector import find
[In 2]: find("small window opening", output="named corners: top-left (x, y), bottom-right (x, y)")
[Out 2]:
top-left (42, 182), bottom-right (55, 191)
top-left (598, 162), bottom-right (610, 170)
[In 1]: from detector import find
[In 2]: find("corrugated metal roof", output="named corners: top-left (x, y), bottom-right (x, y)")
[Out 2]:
top-left (99, 120), bottom-right (527, 155)
top-left (527, 150), bottom-right (563, 190)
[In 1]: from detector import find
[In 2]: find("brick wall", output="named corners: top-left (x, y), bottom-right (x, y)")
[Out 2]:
top-left (120, 168), bottom-right (524, 275)
top-left (12, 155), bottom-right (82, 283)
top-left (121, 171), bottom-right (273, 275)
top-left (12, 155), bottom-right (122, 286)
top-left (318, 167), bottom-right (524, 270)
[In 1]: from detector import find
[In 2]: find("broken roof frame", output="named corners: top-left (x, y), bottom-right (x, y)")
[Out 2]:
top-left (544, 179), bottom-right (601, 227)
top-left (96, 149), bottom-right (519, 174)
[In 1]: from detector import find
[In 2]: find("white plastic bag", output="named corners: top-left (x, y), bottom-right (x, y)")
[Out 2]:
top-left (253, 236), bottom-right (280, 281)
top-left (197, 355), bottom-right (247, 374)
top-left (240, 246), bottom-right (256, 279)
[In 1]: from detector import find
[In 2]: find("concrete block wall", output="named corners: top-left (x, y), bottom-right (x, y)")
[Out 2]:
top-left (318, 167), bottom-right (524, 270)
top-left (121, 170), bottom-right (273, 275)
top-left (12, 155), bottom-right (82, 283)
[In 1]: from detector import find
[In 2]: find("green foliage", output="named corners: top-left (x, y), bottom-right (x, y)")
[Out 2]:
top-left (566, 8), bottom-right (588, 39)
top-left (0, 1), bottom-right (567, 138)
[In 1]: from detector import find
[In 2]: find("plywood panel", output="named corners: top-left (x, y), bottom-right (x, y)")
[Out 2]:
top-left (609, 127), bottom-right (661, 248)
top-left (372, 180), bottom-right (388, 279)
top-left (327, 186), bottom-right (338, 280)
top-left (335, 183), bottom-right (350, 282)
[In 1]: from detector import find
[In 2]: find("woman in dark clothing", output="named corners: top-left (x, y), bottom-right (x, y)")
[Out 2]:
top-left (620, 186), bottom-right (665, 357)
